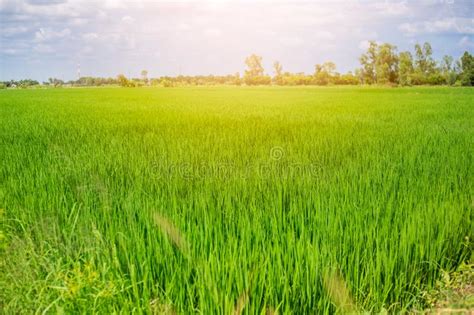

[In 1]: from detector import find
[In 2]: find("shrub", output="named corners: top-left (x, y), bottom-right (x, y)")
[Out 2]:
top-left (161, 79), bottom-right (173, 88)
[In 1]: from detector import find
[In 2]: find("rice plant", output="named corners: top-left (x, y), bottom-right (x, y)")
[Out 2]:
top-left (0, 86), bottom-right (472, 313)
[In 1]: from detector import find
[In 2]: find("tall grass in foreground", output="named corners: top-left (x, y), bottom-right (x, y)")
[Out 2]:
top-left (0, 87), bottom-right (473, 313)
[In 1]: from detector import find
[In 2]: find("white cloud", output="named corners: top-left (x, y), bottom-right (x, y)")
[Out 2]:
top-left (82, 32), bottom-right (99, 41)
top-left (34, 27), bottom-right (71, 42)
top-left (358, 40), bottom-right (382, 50)
top-left (399, 23), bottom-right (418, 36)
top-left (280, 37), bottom-right (304, 47)
top-left (459, 36), bottom-right (473, 48)
top-left (358, 40), bottom-right (371, 50)
top-left (314, 31), bottom-right (335, 41)
top-left (204, 28), bottom-right (222, 37)
top-left (2, 26), bottom-right (28, 36)
top-left (80, 45), bottom-right (94, 55)
top-left (178, 23), bottom-right (191, 31)
top-left (103, 0), bottom-right (127, 9)
top-left (33, 43), bottom-right (54, 53)
top-left (2, 0), bottom-right (473, 80)
top-left (70, 17), bottom-right (88, 26)
top-left (1, 48), bottom-right (21, 55)
top-left (25, 0), bottom-right (66, 5)
top-left (373, 1), bottom-right (411, 16)
top-left (97, 10), bottom-right (108, 19)
top-left (121, 15), bottom-right (135, 24)
top-left (399, 18), bottom-right (474, 36)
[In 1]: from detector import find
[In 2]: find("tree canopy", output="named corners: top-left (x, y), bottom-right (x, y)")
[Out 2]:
top-left (3, 42), bottom-right (473, 88)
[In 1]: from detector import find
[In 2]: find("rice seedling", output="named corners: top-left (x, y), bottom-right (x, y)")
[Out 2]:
top-left (0, 86), bottom-right (472, 313)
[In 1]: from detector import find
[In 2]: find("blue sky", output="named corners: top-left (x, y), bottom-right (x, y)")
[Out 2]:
top-left (0, 0), bottom-right (473, 81)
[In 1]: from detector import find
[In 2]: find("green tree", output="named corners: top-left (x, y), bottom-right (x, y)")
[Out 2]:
top-left (48, 77), bottom-right (64, 87)
top-left (273, 61), bottom-right (283, 85)
top-left (376, 43), bottom-right (398, 84)
top-left (244, 54), bottom-right (270, 85)
top-left (233, 72), bottom-right (242, 86)
top-left (359, 41), bottom-right (398, 84)
top-left (359, 41), bottom-right (378, 84)
top-left (398, 51), bottom-right (414, 86)
top-left (141, 70), bottom-right (149, 85)
top-left (117, 74), bottom-right (135, 87)
top-left (441, 55), bottom-right (453, 73)
top-left (459, 51), bottom-right (474, 86)
top-left (440, 55), bottom-right (457, 85)
top-left (314, 61), bottom-right (337, 85)
top-left (414, 42), bottom-right (436, 82)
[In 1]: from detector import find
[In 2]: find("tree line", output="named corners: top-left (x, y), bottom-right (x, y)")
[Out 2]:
top-left (358, 41), bottom-right (473, 86)
top-left (240, 42), bottom-right (472, 87)
top-left (1, 41), bottom-right (472, 89)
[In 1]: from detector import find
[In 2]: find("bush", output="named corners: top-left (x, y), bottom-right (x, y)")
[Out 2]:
top-left (244, 75), bottom-right (272, 86)
top-left (0, 83), bottom-right (6, 89)
top-left (161, 79), bottom-right (173, 88)
top-left (460, 74), bottom-right (473, 86)
top-left (427, 73), bottom-right (446, 85)
top-left (410, 72), bottom-right (426, 85)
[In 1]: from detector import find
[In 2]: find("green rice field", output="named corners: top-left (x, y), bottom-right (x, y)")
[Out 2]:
top-left (0, 87), bottom-right (473, 313)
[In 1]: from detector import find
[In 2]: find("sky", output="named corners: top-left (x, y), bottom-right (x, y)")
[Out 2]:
top-left (0, 0), bottom-right (473, 81)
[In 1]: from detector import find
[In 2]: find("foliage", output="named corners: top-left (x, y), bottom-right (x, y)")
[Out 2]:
top-left (359, 41), bottom-right (378, 84)
top-left (358, 42), bottom-right (473, 86)
top-left (116, 74), bottom-right (137, 87)
top-left (314, 62), bottom-right (337, 85)
top-left (421, 259), bottom-right (473, 313)
top-left (4, 43), bottom-right (473, 88)
top-left (0, 87), bottom-right (472, 313)
top-left (161, 79), bottom-right (174, 88)
top-left (398, 52), bottom-right (414, 86)
top-left (273, 61), bottom-right (283, 85)
top-left (0, 79), bottom-right (39, 88)
top-left (48, 78), bottom-right (64, 87)
top-left (244, 54), bottom-right (271, 85)
top-left (414, 43), bottom-right (437, 78)
top-left (73, 76), bottom-right (118, 86)
top-left (359, 41), bottom-right (398, 84)
top-left (460, 51), bottom-right (474, 86)
top-left (141, 70), bottom-right (149, 85)
top-left (156, 74), bottom-right (241, 86)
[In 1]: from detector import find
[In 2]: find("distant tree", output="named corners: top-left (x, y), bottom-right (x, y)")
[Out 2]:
top-left (117, 74), bottom-right (135, 87)
top-left (359, 41), bottom-right (399, 84)
top-left (314, 61), bottom-right (337, 85)
top-left (245, 54), bottom-right (264, 77)
top-left (414, 42), bottom-right (437, 83)
top-left (273, 61), bottom-right (283, 85)
top-left (334, 71), bottom-right (359, 85)
top-left (376, 43), bottom-right (398, 84)
top-left (161, 79), bottom-right (173, 87)
top-left (48, 77), bottom-right (64, 87)
top-left (359, 41), bottom-right (378, 84)
top-left (322, 61), bottom-right (336, 75)
top-left (398, 51), bottom-right (414, 86)
top-left (141, 70), bottom-right (149, 85)
top-left (11, 42), bottom-right (463, 89)
top-left (440, 55), bottom-right (458, 85)
top-left (459, 51), bottom-right (474, 86)
top-left (233, 72), bottom-right (242, 86)
top-left (354, 69), bottom-right (363, 84)
top-left (441, 55), bottom-right (453, 73)
top-left (244, 54), bottom-right (270, 85)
